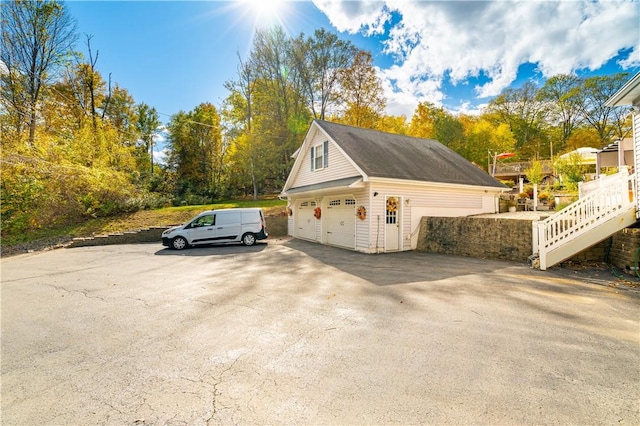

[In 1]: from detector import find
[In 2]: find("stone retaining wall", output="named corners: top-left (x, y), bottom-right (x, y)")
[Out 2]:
top-left (416, 216), bottom-right (534, 262)
top-left (610, 228), bottom-right (640, 275)
top-left (416, 216), bottom-right (640, 275)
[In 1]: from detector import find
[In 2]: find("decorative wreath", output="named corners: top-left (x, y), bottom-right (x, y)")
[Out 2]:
top-left (286, 207), bottom-right (293, 217)
top-left (356, 205), bottom-right (367, 220)
top-left (313, 206), bottom-right (322, 219)
top-left (386, 197), bottom-right (399, 213)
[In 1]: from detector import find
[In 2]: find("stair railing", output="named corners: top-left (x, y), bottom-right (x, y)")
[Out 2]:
top-left (537, 171), bottom-right (636, 269)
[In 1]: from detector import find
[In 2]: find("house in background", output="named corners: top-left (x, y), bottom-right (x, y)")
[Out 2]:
top-left (280, 120), bottom-right (507, 253)
top-left (596, 138), bottom-right (635, 178)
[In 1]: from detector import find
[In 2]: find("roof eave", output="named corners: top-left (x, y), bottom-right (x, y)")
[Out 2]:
top-left (605, 72), bottom-right (640, 107)
top-left (280, 177), bottom-right (364, 198)
top-left (368, 177), bottom-right (507, 192)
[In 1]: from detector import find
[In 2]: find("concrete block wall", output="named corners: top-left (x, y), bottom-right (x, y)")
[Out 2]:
top-left (416, 216), bottom-right (640, 275)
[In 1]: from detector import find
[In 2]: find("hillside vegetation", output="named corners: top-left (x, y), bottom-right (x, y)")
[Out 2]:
top-left (2, 198), bottom-right (286, 256)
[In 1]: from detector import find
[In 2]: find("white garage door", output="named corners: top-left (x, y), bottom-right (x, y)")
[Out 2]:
top-left (326, 198), bottom-right (356, 249)
top-left (296, 200), bottom-right (317, 241)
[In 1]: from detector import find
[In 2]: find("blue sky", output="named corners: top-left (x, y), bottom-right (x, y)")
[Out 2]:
top-left (67, 0), bottom-right (640, 124)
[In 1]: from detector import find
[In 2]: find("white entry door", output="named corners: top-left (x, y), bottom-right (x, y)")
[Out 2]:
top-left (326, 198), bottom-right (356, 249)
top-left (385, 196), bottom-right (401, 251)
top-left (296, 200), bottom-right (317, 240)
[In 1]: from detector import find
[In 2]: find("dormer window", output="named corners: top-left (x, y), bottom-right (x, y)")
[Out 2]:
top-left (311, 141), bottom-right (329, 171)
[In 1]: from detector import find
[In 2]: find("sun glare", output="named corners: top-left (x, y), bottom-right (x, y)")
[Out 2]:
top-left (239, 0), bottom-right (288, 29)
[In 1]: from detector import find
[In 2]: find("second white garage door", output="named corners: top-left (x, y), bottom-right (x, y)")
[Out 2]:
top-left (325, 198), bottom-right (356, 249)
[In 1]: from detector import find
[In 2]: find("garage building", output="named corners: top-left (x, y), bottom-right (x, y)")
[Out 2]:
top-left (280, 120), bottom-right (507, 253)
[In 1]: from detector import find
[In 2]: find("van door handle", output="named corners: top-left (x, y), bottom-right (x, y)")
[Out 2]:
top-left (217, 227), bottom-right (223, 229)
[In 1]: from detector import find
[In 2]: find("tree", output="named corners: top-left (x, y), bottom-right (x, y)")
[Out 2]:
top-left (245, 26), bottom-right (310, 193)
top-left (290, 28), bottom-right (357, 119)
top-left (376, 115), bottom-right (409, 135)
top-left (337, 50), bottom-right (385, 128)
top-left (554, 152), bottom-right (588, 190)
top-left (408, 102), bottom-right (465, 158)
top-left (135, 103), bottom-right (160, 174)
top-left (460, 115), bottom-right (516, 168)
top-left (537, 74), bottom-right (583, 156)
top-left (580, 73), bottom-right (631, 145)
top-left (166, 104), bottom-right (223, 198)
top-left (525, 160), bottom-right (544, 186)
top-left (223, 54), bottom-right (262, 199)
top-left (486, 81), bottom-right (550, 158)
top-left (1, 0), bottom-right (78, 146)
top-left (408, 101), bottom-right (438, 138)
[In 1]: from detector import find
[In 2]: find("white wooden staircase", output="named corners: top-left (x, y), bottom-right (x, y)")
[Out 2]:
top-left (535, 171), bottom-right (637, 270)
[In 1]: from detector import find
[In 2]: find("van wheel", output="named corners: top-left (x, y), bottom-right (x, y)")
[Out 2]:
top-left (171, 236), bottom-right (188, 250)
top-left (241, 233), bottom-right (256, 246)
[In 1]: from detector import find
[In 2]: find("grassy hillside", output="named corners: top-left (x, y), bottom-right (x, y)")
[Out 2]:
top-left (2, 198), bottom-right (287, 255)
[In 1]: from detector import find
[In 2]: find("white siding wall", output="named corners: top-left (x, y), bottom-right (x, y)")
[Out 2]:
top-left (350, 188), bottom-right (369, 251)
top-left (634, 111), bottom-right (640, 218)
top-left (291, 133), bottom-right (360, 189)
top-left (287, 182), bottom-right (501, 253)
top-left (367, 182), bottom-right (501, 252)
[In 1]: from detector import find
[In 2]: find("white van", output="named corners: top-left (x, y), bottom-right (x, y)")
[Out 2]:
top-left (161, 208), bottom-right (268, 250)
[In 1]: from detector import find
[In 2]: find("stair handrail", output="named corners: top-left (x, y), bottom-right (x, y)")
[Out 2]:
top-left (578, 172), bottom-right (625, 198)
top-left (537, 171), bottom-right (636, 254)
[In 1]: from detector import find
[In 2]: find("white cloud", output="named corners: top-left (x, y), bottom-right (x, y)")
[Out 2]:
top-left (313, 0), bottom-right (640, 116)
top-left (313, 1), bottom-right (389, 35)
top-left (153, 148), bottom-right (168, 166)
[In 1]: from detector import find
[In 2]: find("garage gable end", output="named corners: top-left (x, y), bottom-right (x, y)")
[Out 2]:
top-left (283, 122), bottom-right (365, 193)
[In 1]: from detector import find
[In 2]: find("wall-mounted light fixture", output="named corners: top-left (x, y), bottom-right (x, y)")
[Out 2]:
top-left (373, 192), bottom-right (378, 196)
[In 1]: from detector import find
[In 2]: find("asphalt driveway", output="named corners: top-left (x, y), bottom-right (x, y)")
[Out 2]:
top-left (2, 238), bottom-right (639, 425)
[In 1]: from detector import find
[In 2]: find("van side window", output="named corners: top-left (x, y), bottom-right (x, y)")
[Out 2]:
top-left (193, 214), bottom-right (215, 227)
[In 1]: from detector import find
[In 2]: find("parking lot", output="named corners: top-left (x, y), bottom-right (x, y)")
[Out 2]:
top-left (2, 238), bottom-right (639, 425)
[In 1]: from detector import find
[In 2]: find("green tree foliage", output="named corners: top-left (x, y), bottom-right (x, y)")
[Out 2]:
top-left (290, 28), bottom-right (357, 119)
top-left (408, 101), bottom-right (464, 154)
top-left (525, 160), bottom-right (544, 185)
top-left (1, 2), bottom-right (167, 241)
top-left (537, 74), bottom-right (583, 155)
top-left (554, 153), bottom-right (589, 190)
top-left (486, 81), bottom-right (550, 158)
top-left (166, 104), bottom-right (224, 199)
top-left (580, 73), bottom-right (631, 145)
top-left (220, 27), bottom-right (313, 199)
top-left (460, 116), bottom-right (516, 169)
top-left (336, 50), bottom-right (386, 129)
top-left (1, 0), bottom-right (78, 146)
top-left (135, 103), bottom-right (160, 175)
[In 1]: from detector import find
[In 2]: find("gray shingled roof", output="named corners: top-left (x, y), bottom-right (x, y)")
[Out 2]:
top-left (315, 120), bottom-right (506, 189)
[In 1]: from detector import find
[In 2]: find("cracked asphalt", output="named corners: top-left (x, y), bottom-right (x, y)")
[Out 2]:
top-left (1, 238), bottom-right (639, 425)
